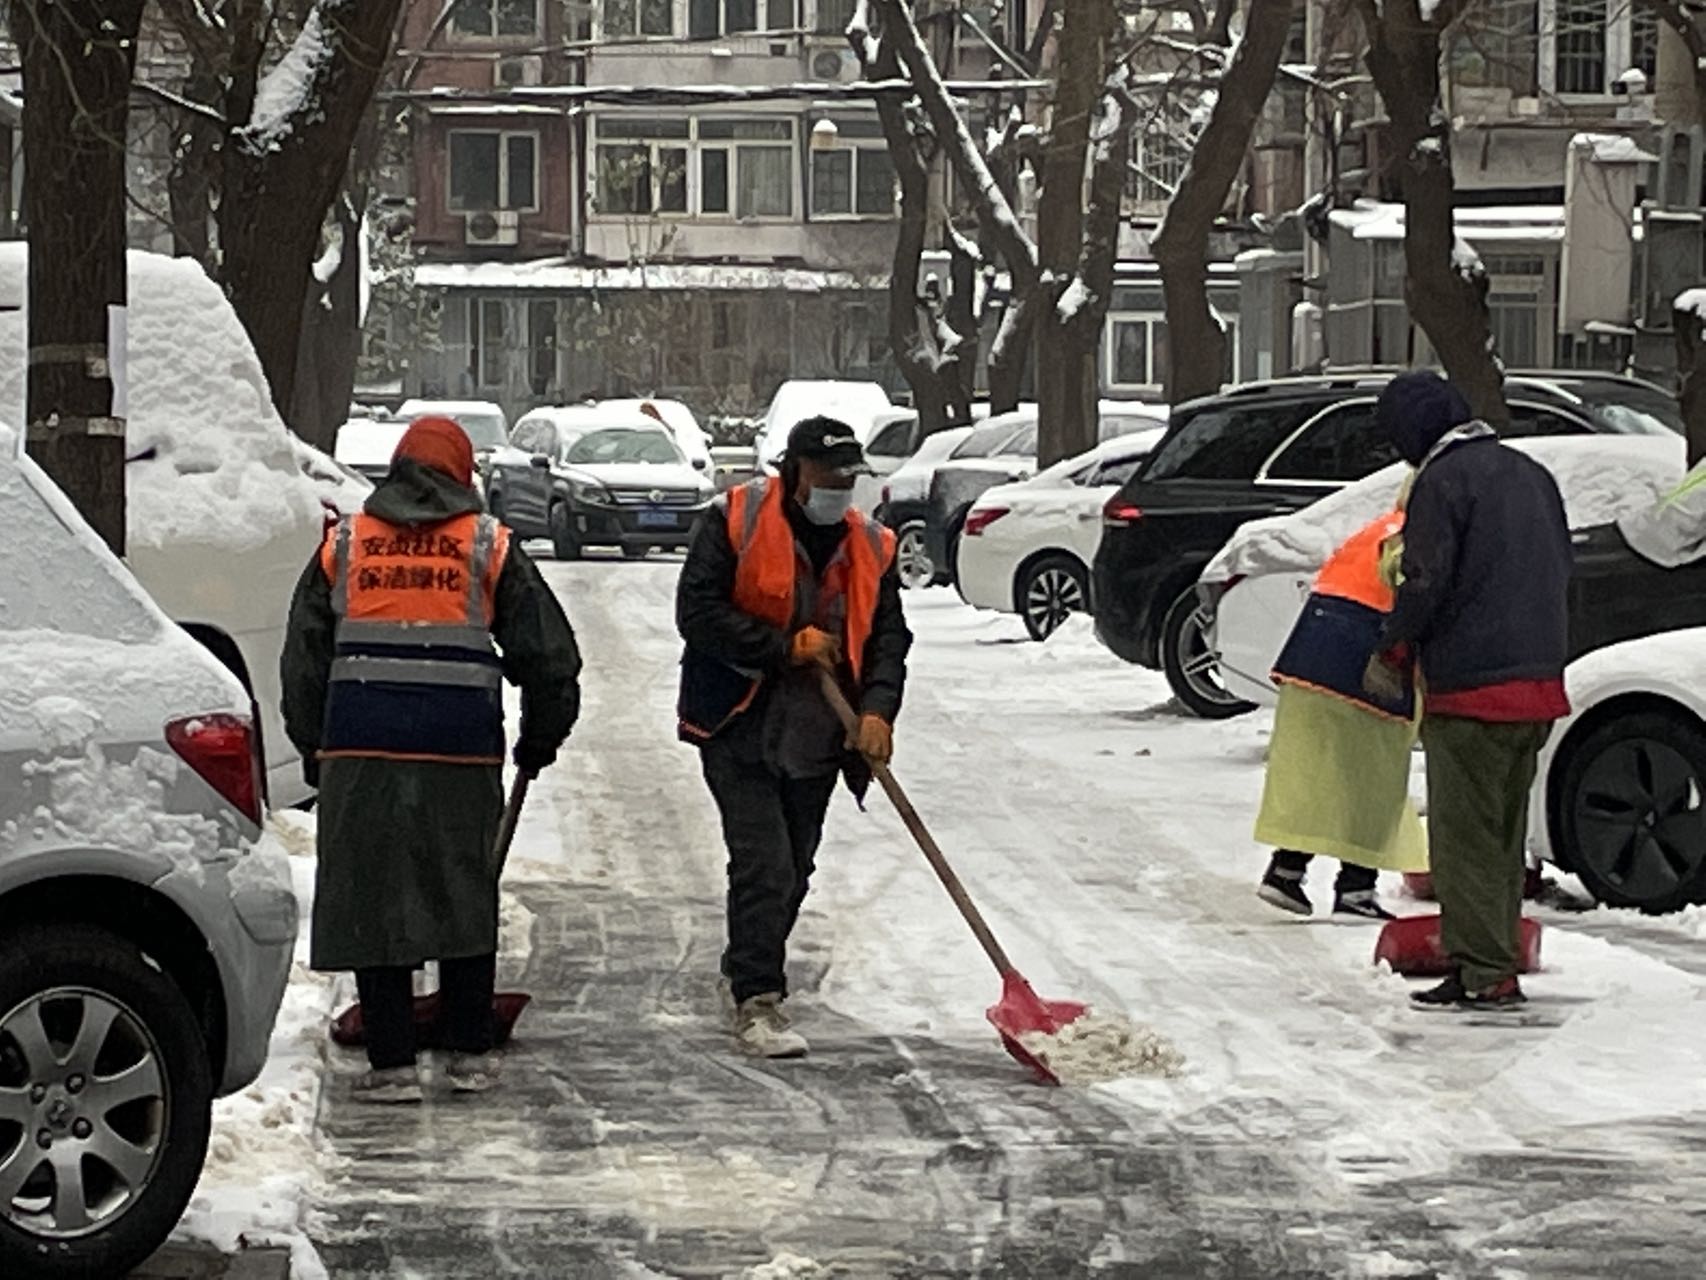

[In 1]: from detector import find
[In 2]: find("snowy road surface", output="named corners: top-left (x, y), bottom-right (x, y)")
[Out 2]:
top-left (291, 558), bottom-right (1706, 1278)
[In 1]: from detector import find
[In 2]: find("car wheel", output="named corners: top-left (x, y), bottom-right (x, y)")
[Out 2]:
top-left (1160, 586), bottom-right (1256, 720)
top-left (895, 521), bottom-right (933, 591)
top-left (1017, 555), bottom-right (1088, 642)
top-left (548, 503), bottom-right (581, 561)
top-left (1555, 710), bottom-right (1706, 913)
top-left (0, 923), bottom-right (212, 1280)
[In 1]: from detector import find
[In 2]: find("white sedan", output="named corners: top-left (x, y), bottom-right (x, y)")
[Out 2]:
top-left (957, 430), bottom-right (1166, 639)
top-left (1533, 630), bottom-right (1706, 913)
top-left (1204, 435), bottom-right (1686, 707)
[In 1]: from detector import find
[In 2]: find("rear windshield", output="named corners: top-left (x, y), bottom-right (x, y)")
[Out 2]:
top-left (952, 418), bottom-right (1032, 459)
top-left (1142, 401), bottom-right (1320, 481)
top-left (1569, 383), bottom-right (1683, 437)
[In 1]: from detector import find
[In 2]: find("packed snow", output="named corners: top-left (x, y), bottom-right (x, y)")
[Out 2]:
top-left (1017, 1011), bottom-right (1185, 1084)
top-left (0, 246), bottom-right (324, 553)
top-left (1677, 287), bottom-right (1706, 322)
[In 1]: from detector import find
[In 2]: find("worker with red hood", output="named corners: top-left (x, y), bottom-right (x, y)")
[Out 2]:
top-left (282, 416), bottom-right (581, 1102)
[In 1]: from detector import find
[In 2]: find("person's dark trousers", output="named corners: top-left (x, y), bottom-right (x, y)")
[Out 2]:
top-left (1421, 716), bottom-right (1550, 992)
top-left (355, 953), bottom-right (497, 1070)
top-left (1272, 849), bottom-right (1377, 894)
top-left (701, 745), bottom-right (838, 1004)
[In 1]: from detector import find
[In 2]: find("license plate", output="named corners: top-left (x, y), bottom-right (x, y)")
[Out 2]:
top-left (637, 510), bottom-right (677, 529)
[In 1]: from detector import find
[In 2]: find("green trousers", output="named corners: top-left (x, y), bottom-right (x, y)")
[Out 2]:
top-left (1420, 716), bottom-right (1550, 992)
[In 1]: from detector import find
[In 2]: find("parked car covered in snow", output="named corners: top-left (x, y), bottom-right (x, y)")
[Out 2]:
top-left (0, 428), bottom-right (296, 1278)
top-left (1533, 629), bottom-right (1706, 913)
top-left (595, 397), bottom-right (715, 473)
top-left (957, 429), bottom-right (1167, 639)
top-left (1204, 435), bottom-right (1690, 713)
top-left (754, 379), bottom-right (893, 468)
top-left (398, 397), bottom-right (510, 465)
top-left (333, 415), bottom-right (409, 483)
top-left (1092, 370), bottom-right (1684, 719)
top-left (488, 411), bottom-right (715, 558)
top-left (0, 247), bottom-right (329, 809)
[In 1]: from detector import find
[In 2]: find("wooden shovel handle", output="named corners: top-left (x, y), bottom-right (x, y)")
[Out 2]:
top-left (493, 772), bottom-right (531, 877)
top-left (817, 669), bottom-right (1016, 978)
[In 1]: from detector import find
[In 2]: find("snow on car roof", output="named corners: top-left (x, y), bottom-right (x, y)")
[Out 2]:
top-left (1206, 434), bottom-right (1686, 584)
top-left (399, 398), bottom-right (504, 416)
top-left (335, 417), bottom-right (409, 469)
top-left (0, 246), bottom-right (322, 555)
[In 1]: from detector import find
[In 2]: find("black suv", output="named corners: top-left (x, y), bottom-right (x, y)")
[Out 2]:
top-left (1090, 371), bottom-right (1684, 717)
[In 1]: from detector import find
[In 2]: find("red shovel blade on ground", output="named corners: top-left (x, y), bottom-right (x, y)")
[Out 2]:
top-left (818, 672), bottom-right (1087, 1085)
top-left (1375, 913), bottom-right (1544, 978)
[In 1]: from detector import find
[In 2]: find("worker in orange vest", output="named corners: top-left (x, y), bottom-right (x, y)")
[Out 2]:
top-left (282, 417), bottom-right (581, 1104)
top-left (678, 416), bottom-right (912, 1059)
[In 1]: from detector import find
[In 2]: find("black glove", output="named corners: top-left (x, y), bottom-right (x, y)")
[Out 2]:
top-left (513, 739), bottom-right (557, 778)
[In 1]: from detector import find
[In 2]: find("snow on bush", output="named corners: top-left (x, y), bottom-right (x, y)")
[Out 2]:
top-left (0, 245), bottom-right (323, 553)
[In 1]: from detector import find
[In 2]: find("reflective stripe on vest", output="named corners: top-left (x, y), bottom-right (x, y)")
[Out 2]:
top-left (725, 476), bottom-right (896, 680)
top-left (318, 511), bottom-right (511, 763)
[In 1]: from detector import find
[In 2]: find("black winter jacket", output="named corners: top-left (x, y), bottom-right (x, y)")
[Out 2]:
top-left (1379, 435), bottom-right (1572, 694)
top-left (676, 497), bottom-right (911, 779)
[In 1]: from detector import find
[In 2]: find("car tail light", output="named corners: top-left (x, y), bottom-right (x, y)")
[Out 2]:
top-left (964, 506), bottom-right (1009, 537)
top-left (1103, 495), bottom-right (1144, 527)
top-left (166, 714), bottom-right (263, 825)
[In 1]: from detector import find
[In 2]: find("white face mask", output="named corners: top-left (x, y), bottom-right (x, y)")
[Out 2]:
top-left (801, 486), bottom-right (854, 525)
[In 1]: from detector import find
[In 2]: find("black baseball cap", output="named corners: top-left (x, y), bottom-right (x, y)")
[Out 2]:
top-left (783, 415), bottom-right (871, 476)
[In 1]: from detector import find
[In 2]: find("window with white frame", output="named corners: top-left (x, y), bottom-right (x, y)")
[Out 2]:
top-left (448, 131), bottom-right (539, 212)
top-left (688, 0), bottom-right (795, 38)
top-left (1450, 0), bottom-right (1539, 94)
top-left (809, 122), bottom-right (896, 218)
top-left (450, 0), bottom-right (541, 39)
top-left (603, 0), bottom-right (674, 37)
top-left (594, 116), bottom-right (797, 218)
top-left (1107, 315), bottom-right (1169, 388)
top-left (1539, 0), bottom-right (1644, 97)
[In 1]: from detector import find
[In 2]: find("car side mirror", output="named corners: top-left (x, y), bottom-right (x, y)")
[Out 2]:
top-left (692, 457), bottom-right (709, 471)
top-left (529, 453), bottom-right (551, 469)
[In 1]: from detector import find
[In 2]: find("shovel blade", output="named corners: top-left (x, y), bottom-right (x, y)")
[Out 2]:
top-left (985, 972), bottom-right (1089, 1086)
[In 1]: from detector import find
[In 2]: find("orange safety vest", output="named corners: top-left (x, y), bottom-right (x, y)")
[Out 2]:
top-left (1312, 509), bottom-right (1404, 612)
top-left (317, 511), bottom-right (512, 764)
top-left (726, 475), bottom-right (896, 680)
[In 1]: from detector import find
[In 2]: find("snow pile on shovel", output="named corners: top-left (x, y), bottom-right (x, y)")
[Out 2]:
top-left (1018, 1011), bottom-right (1184, 1084)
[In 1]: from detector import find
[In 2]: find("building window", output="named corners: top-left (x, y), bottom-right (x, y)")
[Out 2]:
top-left (470, 298), bottom-right (507, 389)
top-left (1553, 0), bottom-right (1605, 95)
top-left (594, 116), bottom-right (796, 218)
top-left (816, 0), bottom-right (855, 34)
top-left (688, 0), bottom-right (794, 38)
top-left (1127, 110), bottom-right (1194, 206)
top-left (1107, 315), bottom-right (1169, 387)
top-left (603, 0), bottom-right (674, 37)
top-left (529, 299), bottom-right (558, 397)
top-left (450, 0), bottom-right (540, 39)
top-left (448, 131), bottom-right (538, 212)
top-left (1483, 253), bottom-right (1547, 369)
top-left (1450, 0), bottom-right (1538, 94)
top-left (810, 145), bottom-right (895, 217)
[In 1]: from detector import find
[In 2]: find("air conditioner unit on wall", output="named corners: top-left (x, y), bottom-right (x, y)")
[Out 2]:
top-left (465, 210), bottom-right (520, 247)
top-left (809, 48), bottom-right (860, 83)
top-left (494, 55), bottom-right (544, 88)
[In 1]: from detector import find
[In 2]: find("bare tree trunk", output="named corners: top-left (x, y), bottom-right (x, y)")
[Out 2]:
top-left (219, 0), bottom-right (406, 426)
top-left (18, 0), bottom-right (147, 554)
top-left (1153, 0), bottom-right (1294, 406)
top-left (1033, 0), bottom-right (1113, 467)
top-left (167, 66), bottom-right (222, 267)
top-left (1356, 0), bottom-right (1508, 426)
top-left (290, 200), bottom-right (364, 452)
top-left (988, 293), bottom-right (1037, 413)
top-left (1640, 1), bottom-right (1706, 120)
top-left (1676, 298), bottom-right (1706, 466)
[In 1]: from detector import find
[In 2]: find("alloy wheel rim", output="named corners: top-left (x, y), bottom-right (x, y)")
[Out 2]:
top-left (1573, 737), bottom-right (1706, 902)
top-left (1177, 601), bottom-right (1239, 705)
top-left (0, 988), bottom-right (167, 1239)
top-left (1026, 568), bottom-right (1084, 638)
top-left (896, 528), bottom-right (933, 589)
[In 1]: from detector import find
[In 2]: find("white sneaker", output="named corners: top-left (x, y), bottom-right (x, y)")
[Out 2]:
top-left (734, 993), bottom-right (808, 1059)
top-left (446, 1052), bottom-right (500, 1093)
top-left (353, 1065), bottom-right (423, 1105)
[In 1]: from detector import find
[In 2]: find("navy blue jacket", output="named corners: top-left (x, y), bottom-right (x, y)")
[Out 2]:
top-left (1379, 435), bottom-right (1572, 694)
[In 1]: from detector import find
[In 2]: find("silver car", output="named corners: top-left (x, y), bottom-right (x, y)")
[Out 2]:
top-left (0, 439), bottom-right (295, 1277)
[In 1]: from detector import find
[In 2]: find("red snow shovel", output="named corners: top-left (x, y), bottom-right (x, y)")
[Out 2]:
top-left (1374, 913), bottom-right (1544, 978)
top-left (817, 671), bottom-right (1087, 1085)
top-left (329, 772), bottom-right (535, 1049)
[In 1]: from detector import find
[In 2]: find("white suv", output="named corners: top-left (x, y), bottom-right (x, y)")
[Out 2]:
top-left (0, 433), bottom-right (295, 1277)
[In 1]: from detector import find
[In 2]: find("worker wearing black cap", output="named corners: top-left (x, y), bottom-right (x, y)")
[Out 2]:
top-left (676, 416), bottom-right (912, 1058)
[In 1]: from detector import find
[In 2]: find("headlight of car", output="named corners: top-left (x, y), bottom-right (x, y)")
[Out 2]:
top-left (572, 480), bottom-right (614, 506)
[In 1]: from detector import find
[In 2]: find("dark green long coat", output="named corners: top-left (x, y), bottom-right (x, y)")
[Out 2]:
top-left (280, 460), bottom-right (582, 971)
